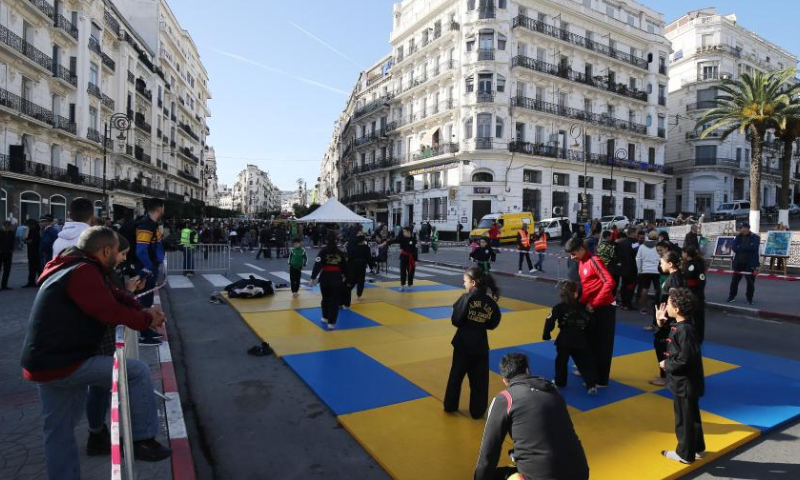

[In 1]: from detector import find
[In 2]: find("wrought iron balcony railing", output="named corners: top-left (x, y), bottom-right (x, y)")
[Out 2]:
top-left (0, 24), bottom-right (53, 71)
top-left (53, 115), bottom-right (76, 135)
top-left (511, 96), bottom-right (649, 135)
top-left (87, 82), bottom-right (102, 99)
top-left (88, 36), bottom-right (102, 55)
top-left (52, 64), bottom-right (77, 87)
top-left (0, 154), bottom-right (104, 189)
top-left (55, 14), bottom-right (79, 40)
top-left (0, 87), bottom-right (54, 125)
top-left (509, 141), bottom-right (668, 174)
top-left (86, 128), bottom-right (102, 144)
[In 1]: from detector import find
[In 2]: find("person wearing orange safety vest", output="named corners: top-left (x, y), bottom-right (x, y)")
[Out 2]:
top-left (516, 223), bottom-right (534, 274)
top-left (533, 227), bottom-right (548, 272)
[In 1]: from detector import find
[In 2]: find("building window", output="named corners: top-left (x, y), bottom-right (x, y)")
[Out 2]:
top-left (522, 188), bottom-right (541, 219)
top-left (497, 74), bottom-right (506, 92)
top-left (472, 171), bottom-right (494, 182)
top-left (648, 147), bottom-right (656, 164)
top-left (602, 178), bottom-right (617, 191)
top-left (495, 117), bottom-right (504, 138)
top-left (644, 183), bottom-right (656, 200)
top-left (498, 34), bottom-right (507, 50)
top-left (465, 118), bottom-right (474, 139)
top-left (477, 113), bottom-right (492, 138)
top-left (405, 176), bottom-right (415, 191)
top-left (553, 173), bottom-right (569, 186)
top-left (579, 176), bottom-right (594, 189)
top-left (466, 75), bottom-right (474, 93)
top-left (523, 169), bottom-right (541, 183)
top-left (20, 191), bottom-right (42, 221)
top-left (676, 178), bottom-right (683, 190)
top-left (624, 181), bottom-right (637, 193)
top-left (50, 195), bottom-right (67, 222)
top-left (89, 107), bottom-right (98, 130)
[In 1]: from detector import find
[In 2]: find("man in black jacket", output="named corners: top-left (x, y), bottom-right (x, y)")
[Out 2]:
top-left (0, 221), bottom-right (15, 290)
top-left (616, 227), bottom-right (638, 309)
top-left (474, 353), bottom-right (589, 480)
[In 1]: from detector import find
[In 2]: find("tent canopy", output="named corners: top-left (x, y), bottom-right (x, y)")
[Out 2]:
top-left (296, 198), bottom-right (373, 224)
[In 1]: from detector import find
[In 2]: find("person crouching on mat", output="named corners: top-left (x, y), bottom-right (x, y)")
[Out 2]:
top-left (309, 232), bottom-right (348, 330)
top-left (656, 287), bottom-right (705, 464)
top-left (444, 266), bottom-right (502, 419)
top-left (469, 237), bottom-right (496, 274)
top-left (542, 280), bottom-right (597, 395)
top-left (393, 227), bottom-right (418, 291)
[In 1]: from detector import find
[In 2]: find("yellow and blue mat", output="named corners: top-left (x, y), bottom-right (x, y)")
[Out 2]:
top-left (227, 281), bottom-right (800, 480)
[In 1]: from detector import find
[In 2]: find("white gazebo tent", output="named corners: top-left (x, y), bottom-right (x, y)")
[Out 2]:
top-left (296, 198), bottom-right (372, 224)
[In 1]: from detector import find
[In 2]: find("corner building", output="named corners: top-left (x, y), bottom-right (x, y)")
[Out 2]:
top-left (334, 0), bottom-right (671, 235)
top-left (664, 8), bottom-right (799, 216)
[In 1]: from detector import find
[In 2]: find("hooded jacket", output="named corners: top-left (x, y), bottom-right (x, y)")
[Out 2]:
top-left (20, 250), bottom-right (152, 382)
top-left (474, 375), bottom-right (589, 480)
top-left (635, 239), bottom-right (660, 274)
top-left (52, 221), bottom-right (91, 259)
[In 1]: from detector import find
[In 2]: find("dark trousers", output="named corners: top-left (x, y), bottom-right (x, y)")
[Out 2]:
top-left (443, 348), bottom-right (489, 419)
top-left (654, 330), bottom-right (669, 378)
top-left (181, 248), bottom-right (194, 273)
top-left (256, 246), bottom-right (271, 259)
top-left (400, 256), bottom-right (415, 286)
top-left (27, 248), bottom-right (40, 285)
top-left (674, 395), bottom-right (705, 462)
top-left (590, 305), bottom-right (616, 385)
top-left (518, 251), bottom-right (532, 271)
top-left (534, 252), bottom-right (545, 271)
top-left (350, 266), bottom-right (367, 298)
top-left (619, 273), bottom-right (637, 307)
top-left (555, 345), bottom-right (596, 388)
top-left (0, 254), bottom-right (11, 288)
top-left (729, 268), bottom-right (755, 301)
top-left (693, 300), bottom-right (706, 344)
top-left (340, 281), bottom-right (352, 308)
top-left (319, 275), bottom-right (342, 325)
top-left (289, 267), bottom-right (302, 293)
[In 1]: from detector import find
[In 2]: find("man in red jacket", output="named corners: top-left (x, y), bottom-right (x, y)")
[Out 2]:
top-left (20, 227), bottom-right (171, 480)
top-left (565, 237), bottom-right (617, 387)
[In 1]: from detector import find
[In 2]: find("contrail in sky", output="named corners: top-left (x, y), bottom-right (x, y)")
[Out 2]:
top-left (288, 21), bottom-right (364, 70)
top-left (212, 48), bottom-right (349, 96)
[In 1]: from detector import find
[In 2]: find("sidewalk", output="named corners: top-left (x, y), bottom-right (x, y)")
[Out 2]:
top-left (0, 264), bottom-right (173, 480)
top-left (419, 244), bottom-right (800, 323)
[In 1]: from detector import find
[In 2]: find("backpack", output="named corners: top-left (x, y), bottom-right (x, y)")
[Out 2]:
top-left (224, 276), bottom-right (274, 298)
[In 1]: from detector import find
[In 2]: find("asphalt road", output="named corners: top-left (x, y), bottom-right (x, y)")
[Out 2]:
top-left (139, 249), bottom-right (800, 479)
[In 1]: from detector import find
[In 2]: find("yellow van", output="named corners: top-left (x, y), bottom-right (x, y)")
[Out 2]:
top-left (469, 212), bottom-right (534, 244)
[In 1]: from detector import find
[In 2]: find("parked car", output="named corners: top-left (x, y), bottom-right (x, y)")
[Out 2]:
top-left (600, 215), bottom-right (630, 230)
top-left (537, 217), bottom-right (570, 240)
top-left (713, 200), bottom-right (751, 221)
top-left (469, 212), bottom-right (534, 243)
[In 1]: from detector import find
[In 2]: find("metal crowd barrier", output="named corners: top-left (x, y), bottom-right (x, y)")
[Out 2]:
top-left (112, 325), bottom-right (135, 480)
top-left (164, 243), bottom-right (231, 275)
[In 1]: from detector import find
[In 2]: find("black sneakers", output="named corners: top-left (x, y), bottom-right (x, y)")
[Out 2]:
top-left (86, 425), bottom-right (111, 456)
top-left (133, 438), bottom-right (172, 462)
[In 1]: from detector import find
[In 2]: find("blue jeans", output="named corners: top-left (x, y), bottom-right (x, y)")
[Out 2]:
top-left (37, 356), bottom-right (158, 480)
top-left (534, 252), bottom-right (545, 270)
top-left (86, 385), bottom-right (110, 431)
top-left (182, 247), bottom-right (194, 273)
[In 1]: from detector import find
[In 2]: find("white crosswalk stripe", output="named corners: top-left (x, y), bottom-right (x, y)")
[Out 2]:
top-left (167, 275), bottom-right (194, 289)
top-left (269, 271), bottom-right (309, 285)
top-left (243, 263), bottom-right (266, 272)
top-left (414, 265), bottom-right (462, 276)
top-left (387, 266), bottom-right (433, 278)
top-left (202, 274), bottom-right (231, 287)
top-left (237, 273), bottom-right (268, 281)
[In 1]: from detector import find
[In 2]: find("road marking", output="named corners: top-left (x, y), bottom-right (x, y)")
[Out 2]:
top-left (237, 273), bottom-right (267, 281)
top-left (415, 265), bottom-right (462, 276)
top-left (268, 271), bottom-right (310, 286)
top-left (387, 266), bottom-right (433, 278)
top-left (244, 263), bottom-right (266, 272)
top-left (167, 275), bottom-right (194, 289)
top-left (202, 274), bottom-right (231, 287)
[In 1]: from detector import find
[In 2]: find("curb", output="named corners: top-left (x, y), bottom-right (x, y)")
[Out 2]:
top-left (417, 260), bottom-right (800, 323)
top-left (154, 291), bottom-right (197, 480)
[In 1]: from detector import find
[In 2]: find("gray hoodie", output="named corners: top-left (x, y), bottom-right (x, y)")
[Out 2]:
top-left (52, 222), bottom-right (91, 259)
top-left (635, 239), bottom-right (660, 274)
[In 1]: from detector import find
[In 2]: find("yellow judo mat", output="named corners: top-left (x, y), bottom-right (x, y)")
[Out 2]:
top-left (226, 280), bottom-right (800, 480)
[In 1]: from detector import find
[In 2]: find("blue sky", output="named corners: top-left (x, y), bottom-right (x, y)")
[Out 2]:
top-left (165, 0), bottom-right (800, 191)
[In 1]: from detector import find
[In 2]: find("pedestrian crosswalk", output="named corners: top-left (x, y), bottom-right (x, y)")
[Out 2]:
top-left (166, 264), bottom-right (463, 290)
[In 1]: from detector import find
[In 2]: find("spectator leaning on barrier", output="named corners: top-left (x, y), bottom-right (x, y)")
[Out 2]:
top-left (20, 227), bottom-right (171, 480)
top-left (473, 353), bottom-right (589, 480)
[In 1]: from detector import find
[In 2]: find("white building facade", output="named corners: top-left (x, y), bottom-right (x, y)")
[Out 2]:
top-left (328, 0), bottom-right (671, 234)
top-left (231, 165), bottom-right (280, 216)
top-left (217, 183), bottom-right (232, 210)
top-left (203, 145), bottom-right (218, 206)
top-left (664, 8), bottom-right (800, 216)
top-left (0, 0), bottom-right (211, 224)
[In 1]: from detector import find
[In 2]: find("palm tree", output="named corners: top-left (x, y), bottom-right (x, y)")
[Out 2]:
top-left (698, 68), bottom-right (800, 232)
top-left (772, 93), bottom-right (800, 226)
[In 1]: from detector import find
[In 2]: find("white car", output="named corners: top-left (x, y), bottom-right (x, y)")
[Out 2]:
top-left (537, 217), bottom-right (569, 240)
top-left (600, 215), bottom-right (630, 230)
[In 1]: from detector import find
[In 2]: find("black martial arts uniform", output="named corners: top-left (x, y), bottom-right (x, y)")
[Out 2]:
top-left (444, 290), bottom-right (501, 419)
top-left (394, 236), bottom-right (418, 287)
top-left (341, 241), bottom-right (375, 306)
top-left (684, 259), bottom-right (707, 343)
top-left (665, 321), bottom-right (706, 463)
top-left (543, 302), bottom-right (596, 389)
top-left (654, 271), bottom-right (685, 379)
top-left (469, 245), bottom-right (497, 274)
top-left (310, 246), bottom-right (348, 326)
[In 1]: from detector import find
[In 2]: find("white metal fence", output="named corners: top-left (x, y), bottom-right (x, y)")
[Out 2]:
top-left (164, 244), bottom-right (231, 275)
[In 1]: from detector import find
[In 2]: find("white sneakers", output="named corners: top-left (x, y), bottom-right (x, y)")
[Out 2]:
top-left (327, 323), bottom-right (336, 330)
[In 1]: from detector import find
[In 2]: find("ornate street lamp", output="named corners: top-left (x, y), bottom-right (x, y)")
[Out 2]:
top-left (102, 112), bottom-right (132, 218)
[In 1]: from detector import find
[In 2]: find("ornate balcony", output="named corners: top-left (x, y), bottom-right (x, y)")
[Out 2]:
top-left (134, 112), bottom-right (152, 133)
top-left (86, 128), bottom-right (102, 144)
top-left (101, 51), bottom-right (116, 71)
top-left (0, 24), bottom-right (52, 71)
top-left (55, 15), bottom-right (79, 40)
top-left (477, 48), bottom-right (495, 61)
top-left (509, 141), bottom-right (668, 174)
top-left (512, 55), bottom-right (648, 102)
top-left (0, 154), bottom-right (104, 189)
top-left (53, 115), bottom-right (76, 135)
top-left (52, 64), bottom-right (77, 87)
top-left (135, 79), bottom-right (152, 100)
top-left (104, 9), bottom-right (121, 36)
top-left (178, 147), bottom-right (200, 163)
top-left (178, 170), bottom-right (200, 184)
top-left (353, 94), bottom-right (393, 120)
top-left (88, 36), bottom-right (102, 56)
top-left (511, 96), bottom-right (649, 135)
top-left (670, 158), bottom-right (740, 170)
top-left (411, 142), bottom-right (459, 161)
top-left (101, 93), bottom-right (115, 110)
top-left (686, 101), bottom-right (718, 111)
top-left (513, 15), bottom-right (648, 70)
top-left (0, 87), bottom-right (54, 125)
top-left (87, 82), bottom-right (102, 99)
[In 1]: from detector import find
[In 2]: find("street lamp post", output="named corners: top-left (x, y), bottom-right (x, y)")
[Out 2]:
top-left (102, 112), bottom-right (132, 219)
top-left (569, 124), bottom-right (587, 222)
